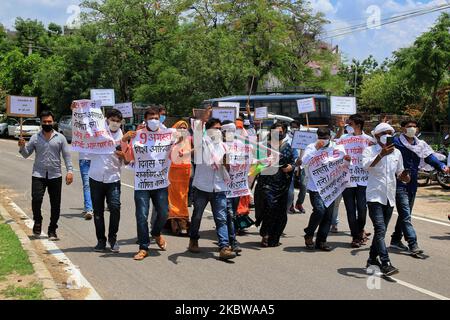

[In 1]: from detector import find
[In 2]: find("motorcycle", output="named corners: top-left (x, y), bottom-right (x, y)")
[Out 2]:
top-left (417, 134), bottom-right (450, 189)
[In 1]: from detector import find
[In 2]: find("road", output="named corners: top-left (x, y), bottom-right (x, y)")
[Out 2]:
top-left (1, 138), bottom-right (449, 300)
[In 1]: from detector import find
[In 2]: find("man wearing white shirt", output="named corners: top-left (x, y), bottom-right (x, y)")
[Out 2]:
top-left (89, 109), bottom-right (129, 253)
top-left (362, 123), bottom-right (411, 276)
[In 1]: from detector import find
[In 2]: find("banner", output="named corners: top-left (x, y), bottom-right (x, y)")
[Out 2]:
top-left (226, 140), bottom-right (253, 198)
top-left (308, 148), bottom-right (350, 208)
top-left (291, 130), bottom-right (318, 150)
top-left (336, 135), bottom-right (372, 186)
top-left (71, 100), bottom-right (116, 154)
top-left (132, 129), bottom-right (174, 190)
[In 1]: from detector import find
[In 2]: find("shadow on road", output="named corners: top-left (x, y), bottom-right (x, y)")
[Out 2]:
top-left (430, 233), bottom-right (450, 241)
top-left (167, 247), bottom-right (235, 265)
top-left (337, 267), bottom-right (367, 279)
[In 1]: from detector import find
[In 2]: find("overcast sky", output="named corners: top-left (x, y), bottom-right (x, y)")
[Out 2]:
top-left (1, 0), bottom-right (449, 63)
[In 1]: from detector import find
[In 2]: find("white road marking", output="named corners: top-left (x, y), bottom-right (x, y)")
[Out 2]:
top-left (7, 198), bottom-right (102, 300)
top-left (390, 277), bottom-right (450, 300)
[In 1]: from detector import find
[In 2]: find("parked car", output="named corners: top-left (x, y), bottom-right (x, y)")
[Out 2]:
top-left (14, 118), bottom-right (41, 139)
top-left (0, 118), bottom-right (20, 137)
top-left (58, 115), bottom-right (72, 142)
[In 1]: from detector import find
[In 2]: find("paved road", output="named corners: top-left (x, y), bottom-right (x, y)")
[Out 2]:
top-left (1, 138), bottom-right (449, 300)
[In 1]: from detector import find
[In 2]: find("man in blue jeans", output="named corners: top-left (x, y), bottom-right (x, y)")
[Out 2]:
top-left (188, 117), bottom-right (236, 260)
top-left (390, 120), bottom-right (449, 254)
top-left (362, 123), bottom-right (411, 276)
top-left (79, 153), bottom-right (93, 220)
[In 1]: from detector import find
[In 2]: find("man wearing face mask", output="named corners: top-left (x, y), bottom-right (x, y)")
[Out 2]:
top-left (159, 106), bottom-right (167, 128)
top-left (389, 120), bottom-right (449, 254)
top-left (302, 128), bottom-right (350, 251)
top-left (88, 109), bottom-right (129, 253)
top-left (362, 123), bottom-right (411, 276)
top-left (19, 110), bottom-right (73, 241)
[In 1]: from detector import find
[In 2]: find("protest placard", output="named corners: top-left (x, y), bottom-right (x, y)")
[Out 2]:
top-left (291, 130), bottom-right (318, 150)
top-left (308, 148), bottom-right (350, 208)
top-left (297, 98), bottom-right (316, 114)
top-left (227, 140), bottom-right (253, 198)
top-left (90, 89), bottom-right (115, 106)
top-left (212, 107), bottom-right (236, 123)
top-left (192, 108), bottom-right (206, 120)
top-left (6, 95), bottom-right (38, 117)
top-left (330, 96), bottom-right (357, 115)
top-left (71, 100), bottom-right (116, 154)
top-left (115, 102), bottom-right (133, 118)
top-left (132, 128), bottom-right (174, 191)
top-left (336, 135), bottom-right (373, 186)
top-left (218, 102), bottom-right (240, 118)
top-left (254, 107), bottom-right (268, 120)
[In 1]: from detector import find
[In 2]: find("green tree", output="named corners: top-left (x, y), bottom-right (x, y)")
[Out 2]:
top-left (14, 18), bottom-right (51, 57)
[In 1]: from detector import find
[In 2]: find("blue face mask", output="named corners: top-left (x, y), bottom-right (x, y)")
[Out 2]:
top-left (160, 115), bottom-right (166, 123)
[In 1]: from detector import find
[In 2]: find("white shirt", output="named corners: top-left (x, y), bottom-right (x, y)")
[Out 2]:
top-left (88, 129), bottom-right (124, 183)
top-left (302, 141), bottom-right (346, 192)
top-left (362, 144), bottom-right (404, 207)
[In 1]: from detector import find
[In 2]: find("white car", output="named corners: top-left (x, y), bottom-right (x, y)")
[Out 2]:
top-left (14, 118), bottom-right (41, 139)
top-left (0, 118), bottom-right (20, 137)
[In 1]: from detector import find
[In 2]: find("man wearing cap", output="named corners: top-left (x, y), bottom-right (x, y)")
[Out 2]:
top-left (362, 123), bottom-right (411, 276)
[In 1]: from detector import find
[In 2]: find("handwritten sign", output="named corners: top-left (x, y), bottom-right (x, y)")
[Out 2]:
top-left (90, 89), bottom-right (115, 106)
top-left (6, 96), bottom-right (37, 117)
top-left (297, 98), bottom-right (316, 114)
top-left (336, 135), bottom-right (373, 186)
top-left (114, 102), bottom-right (133, 118)
top-left (227, 140), bottom-right (253, 198)
top-left (291, 130), bottom-right (318, 150)
top-left (254, 107), bottom-right (268, 120)
top-left (308, 148), bottom-right (350, 208)
top-left (330, 96), bottom-right (356, 115)
top-left (71, 100), bottom-right (116, 154)
top-left (212, 107), bottom-right (236, 123)
top-left (218, 102), bottom-right (240, 118)
top-left (132, 129), bottom-right (174, 190)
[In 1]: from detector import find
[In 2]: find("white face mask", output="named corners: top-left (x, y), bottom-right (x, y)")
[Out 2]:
top-left (108, 121), bottom-right (121, 132)
top-left (346, 125), bottom-right (355, 135)
top-left (406, 127), bottom-right (417, 138)
top-left (380, 134), bottom-right (393, 145)
top-left (147, 119), bottom-right (160, 132)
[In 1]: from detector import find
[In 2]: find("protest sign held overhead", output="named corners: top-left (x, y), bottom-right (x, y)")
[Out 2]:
top-left (132, 128), bottom-right (175, 191)
top-left (297, 98), bottom-right (316, 114)
top-left (218, 102), bottom-right (240, 118)
top-left (71, 100), bottom-right (116, 154)
top-left (6, 96), bottom-right (38, 118)
top-left (212, 107), bottom-right (236, 123)
top-left (254, 107), bottom-right (268, 120)
top-left (330, 96), bottom-right (357, 115)
top-left (291, 130), bottom-right (318, 150)
top-left (90, 89), bottom-right (115, 106)
top-left (115, 102), bottom-right (133, 118)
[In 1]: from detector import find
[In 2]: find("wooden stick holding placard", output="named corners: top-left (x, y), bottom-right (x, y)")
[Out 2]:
top-left (20, 117), bottom-right (23, 139)
top-left (306, 113), bottom-right (310, 131)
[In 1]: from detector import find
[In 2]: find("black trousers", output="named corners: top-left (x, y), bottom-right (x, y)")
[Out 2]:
top-left (31, 176), bottom-right (62, 232)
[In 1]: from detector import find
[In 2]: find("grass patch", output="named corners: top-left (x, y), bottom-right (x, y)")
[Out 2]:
top-left (0, 222), bottom-right (34, 279)
top-left (1, 282), bottom-right (44, 300)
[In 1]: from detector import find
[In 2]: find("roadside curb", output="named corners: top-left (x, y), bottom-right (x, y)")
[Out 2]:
top-left (0, 203), bottom-right (63, 300)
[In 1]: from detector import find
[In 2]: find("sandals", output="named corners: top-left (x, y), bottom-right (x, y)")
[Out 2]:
top-left (134, 250), bottom-right (148, 261)
top-left (154, 235), bottom-right (167, 251)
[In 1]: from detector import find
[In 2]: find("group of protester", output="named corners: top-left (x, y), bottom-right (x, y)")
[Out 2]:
top-left (18, 103), bottom-right (449, 275)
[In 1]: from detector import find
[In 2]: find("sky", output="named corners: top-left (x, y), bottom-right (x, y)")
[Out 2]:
top-left (0, 0), bottom-right (449, 63)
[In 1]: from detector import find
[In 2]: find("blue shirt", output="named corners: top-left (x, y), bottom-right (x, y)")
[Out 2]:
top-left (394, 135), bottom-right (445, 193)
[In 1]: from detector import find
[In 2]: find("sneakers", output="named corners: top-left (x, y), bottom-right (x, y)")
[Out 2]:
top-left (48, 231), bottom-right (59, 241)
top-left (288, 205), bottom-right (299, 214)
top-left (32, 223), bottom-right (42, 237)
top-left (219, 247), bottom-right (236, 260)
top-left (409, 244), bottom-right (424, 255)
top-left (188, 239), bottom-right (200, 253)
top-left (315, 242), bottom-right (333, 252)
top-left (154, 235), bottom-right (167, 251)
top-left (109, 240), bottom-right (120, 253)
top-left (133, 250), bottom-right (148, 261)
top-left (83, 211), bottom-right (93, 220)
top-left (366, 258), bottom-right (382, 269)
top-left (330, 225), bottom-right (339, 233)
top-left (390, 240), bottom-right (409, 251)
top-left (295, 204), bottom-right (306, 214)
top-left (304, 235), bottom-right (315, 250)
top-left (381, 263), bottom-right (399, 276)
top-left (94, 240), bottom-right (107, 252)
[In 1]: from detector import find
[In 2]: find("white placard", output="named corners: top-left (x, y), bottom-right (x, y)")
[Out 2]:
top-left (7, 96), bottom-right (37, 117)
top-left (254, 107), bottom-right (268, 120)
top-left (291, 130), bottom-right (318, 150)
top-left (212, 107), bottom-right (237, 123)
top-left (330, 96), bottom-right (357, 115)
top-left (115, 102), bottom-right (133, 118)
top-left (226, 140), bottom-right (253, 198)
top-left (90, 89), bottom-right (115, 107)
top-left (218, 102), bottom-right (240, 118)
top-left (297, 98), bottom-right (316, 114)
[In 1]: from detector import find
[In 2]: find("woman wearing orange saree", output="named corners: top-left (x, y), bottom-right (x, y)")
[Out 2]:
top-left (168, 120), bottom-right (192, 236)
